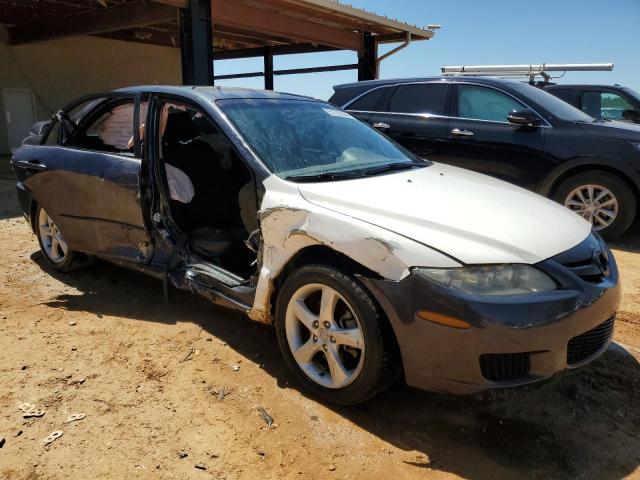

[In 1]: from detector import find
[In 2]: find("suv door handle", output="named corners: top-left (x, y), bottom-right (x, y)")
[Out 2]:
top-left (451, 128), bottom-right (475, 137)
top-left (372, 122), bottom-right (391, 130)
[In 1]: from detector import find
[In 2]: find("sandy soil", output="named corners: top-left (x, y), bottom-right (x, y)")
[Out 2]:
top-left (1, 172), bottom-right (639, 480)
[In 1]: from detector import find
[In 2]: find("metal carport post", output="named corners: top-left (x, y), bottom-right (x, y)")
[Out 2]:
top-left (180, 0), bottom-right (214, 85)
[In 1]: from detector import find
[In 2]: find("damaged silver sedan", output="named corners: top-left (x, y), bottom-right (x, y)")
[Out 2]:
top-left (12, 86), bottom-right (619, 405)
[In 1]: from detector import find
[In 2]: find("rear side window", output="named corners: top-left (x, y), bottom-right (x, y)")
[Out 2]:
top-left (457, 85), bottom-right (524, 122)
top-left (582, 91), bottom-right (636, 121)
top-left (548, 88), bottom-right (573, 103)
top-left (389, 83), bottom-right (447, 115)
top-left (347, 87), bottom-right (393, 112)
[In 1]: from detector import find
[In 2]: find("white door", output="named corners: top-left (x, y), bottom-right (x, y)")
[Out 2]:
top-left (3, 89), bottom-right (37, 153)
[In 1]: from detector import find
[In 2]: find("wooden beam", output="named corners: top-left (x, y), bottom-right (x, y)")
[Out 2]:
top-left (211, 1), bottom-right (362, 51)
top-left (212, 43), bottom-right (337, 60)
top-left (7, 2), bottom-right (179, 45)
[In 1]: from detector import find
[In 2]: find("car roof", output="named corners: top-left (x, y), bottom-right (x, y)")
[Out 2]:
top-left (545, 84), bottom-right (628, 90)
top-left (114, 85), bottom-right (316, 102)
top-left (332, 76), bottom-right (524, 91)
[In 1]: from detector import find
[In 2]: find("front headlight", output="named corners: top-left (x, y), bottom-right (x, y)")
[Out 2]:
top-left (416, 265), bottom-right (556, 296)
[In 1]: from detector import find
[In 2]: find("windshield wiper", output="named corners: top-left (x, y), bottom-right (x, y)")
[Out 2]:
top-left (359, 162), bottom-right (426, 176)
top-left (284, 171), bottom-right (361, 183)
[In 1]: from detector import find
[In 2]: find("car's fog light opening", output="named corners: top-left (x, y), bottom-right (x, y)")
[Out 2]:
top-left (567, 317), bottom-right (615, 366)
top-left (416, 310), bottom-right (471, 329)
top-left (479, 353), bottom-right (531, 381)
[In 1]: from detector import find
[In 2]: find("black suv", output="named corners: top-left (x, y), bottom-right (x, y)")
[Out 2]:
top-left (544, 84), bottom-right (640, 124)
top-left (329, 77), bottom-right (640, 238)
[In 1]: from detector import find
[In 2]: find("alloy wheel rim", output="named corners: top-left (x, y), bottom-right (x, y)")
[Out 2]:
top-left (564, 184), bottom-right (618, 230)
top-left (38, 208), bottom-right (68, 263)
top-left (285, 283), bottom-right (365, 389)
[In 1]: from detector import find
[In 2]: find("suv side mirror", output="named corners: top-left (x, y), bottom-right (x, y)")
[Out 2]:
top-left (507, 109), bottom-right (540, 127)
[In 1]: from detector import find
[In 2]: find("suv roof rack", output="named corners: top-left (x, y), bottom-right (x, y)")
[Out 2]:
top-left (441, 63), bottom-right (614, 85)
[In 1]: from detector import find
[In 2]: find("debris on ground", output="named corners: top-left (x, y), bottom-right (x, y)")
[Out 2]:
top-left (67, 376), bottom-right (86, 386)
top-left (256, 406), bottom-right (274, 427)
top-left (23, 409), bottom-right (45, 419)
top-left (230, 364), bottom-right (240, 371)
top-left (328, 464), bottom-right (336, 471)
top-left (195, 463), bottom-right (207, 470)
top-left (179, 451), bottom-right (188, 459)
top-left (180, 348), bottom-right (195, 363)
top-left (42, 431), bottom-right (63, 446)
top-left (65, 413), bottom-right (86, 423)
top-left (0, 437), bottom-right (5, 448)
top-left (68, 320), bottom-right (76, 326)
top-left (18, 403), bottom-right (35, 412)
top-left (14, 430), bottom-right (22, 437)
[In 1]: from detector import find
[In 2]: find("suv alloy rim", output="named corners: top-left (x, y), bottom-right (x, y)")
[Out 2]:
top-left (564, 184), bottom-right (618, 230)
top-left (38, 208), bottom-right (68, 263)
top-left (285, 283), bottom-right (365, 389)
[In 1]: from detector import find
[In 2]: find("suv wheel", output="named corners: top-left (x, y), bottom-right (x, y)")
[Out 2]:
top-left (554, 171), bottom-right (636, 239)
top-left (275, 264), bottom-right (398, 405)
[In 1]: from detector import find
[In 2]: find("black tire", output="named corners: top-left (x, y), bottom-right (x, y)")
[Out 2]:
top-left (553, 171), bottom-right (637, 239)
top-left (35, 205), bottom-right (78, 272)
top-left (275, 264), bottom-right (399, 405)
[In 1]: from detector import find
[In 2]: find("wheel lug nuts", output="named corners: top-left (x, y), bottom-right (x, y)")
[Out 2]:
top-left (313, 335), bottom-right (318, 343)
top-left (322, 344), bottom-right (328, 352)
top-left (312, 321), bottom-right (319, 329)
top-left (330, 336), bottom-right (336, 343)
top-left (323, 321), bottom-right (331, 329)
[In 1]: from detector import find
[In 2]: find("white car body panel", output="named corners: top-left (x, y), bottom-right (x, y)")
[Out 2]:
top-left (248, 163), bottom-right (592, 323)
top-left (247, 174), bottom-right (461, 323)
top-left (297, 162), bottom-right (592, 265)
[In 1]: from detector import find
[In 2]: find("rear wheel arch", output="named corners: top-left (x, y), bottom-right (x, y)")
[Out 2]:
top-left (540, 160), bottom-right (640, 201)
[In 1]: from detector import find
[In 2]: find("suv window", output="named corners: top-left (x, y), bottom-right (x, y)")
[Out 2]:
top-left (548, 88), bottom-right (573, 103)
top-left (582, 91), bottom-right (636, 121)
top-left (457, 85), bottom-right (524, 122)
top-left (389, 83), bottom-right (447, 115)
top-left (347, 87), bottom-right (392, 112)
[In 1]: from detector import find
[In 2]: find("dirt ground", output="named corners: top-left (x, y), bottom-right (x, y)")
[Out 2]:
top-left (1, 171), bottom-right (640, 480)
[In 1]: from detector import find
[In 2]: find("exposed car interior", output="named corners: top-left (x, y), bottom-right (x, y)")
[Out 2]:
top-left (156, 102), bottom-right (258, 278)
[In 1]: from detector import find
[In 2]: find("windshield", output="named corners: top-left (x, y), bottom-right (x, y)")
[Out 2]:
top-left (217, 99), bottom-right (423, 179)
top-left (511, 83), bottom-right (594, 122)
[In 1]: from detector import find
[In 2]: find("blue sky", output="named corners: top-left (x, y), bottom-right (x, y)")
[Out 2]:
top-left (214, 0), bottom-right (640, 100)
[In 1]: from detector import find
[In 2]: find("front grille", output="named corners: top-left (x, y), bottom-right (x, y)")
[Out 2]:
top-left (480, 353), bottom-right (531, 381)
top-left (567, 317), bottom-right (615, 365)
top-left (551, 234), bottom-right (610, 284)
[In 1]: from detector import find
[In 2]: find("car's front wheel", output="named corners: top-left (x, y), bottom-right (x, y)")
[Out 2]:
top-left (275, 264), bottom-right (398, 405)
top-left (36, 205), bottom-right (77, 271)
top-left (554, 171), bottom-right (637, 239)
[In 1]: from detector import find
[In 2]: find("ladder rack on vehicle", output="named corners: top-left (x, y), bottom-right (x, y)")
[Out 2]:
top-left (441, 63), bottom-right (614, 85)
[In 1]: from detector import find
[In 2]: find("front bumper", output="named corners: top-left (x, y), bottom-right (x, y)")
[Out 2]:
top-left (361, 240), bottom-right (620, 395)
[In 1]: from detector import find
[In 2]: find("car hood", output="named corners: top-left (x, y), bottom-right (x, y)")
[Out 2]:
top-left (296, 163), bottom-right (591, 265)
top-left (578, 120), bottom-right (640, 141)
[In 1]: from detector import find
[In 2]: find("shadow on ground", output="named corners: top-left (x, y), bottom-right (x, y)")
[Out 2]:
top-left (33, 254), bottom-right (640, 480)
top-left (0, 171), bottom-right (22, 221)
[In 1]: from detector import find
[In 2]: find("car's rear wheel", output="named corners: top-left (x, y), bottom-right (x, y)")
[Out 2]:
top-left (36, 206), bottom-right (77, 271)
top-left (275, 264), bottom-right (398, 405)
top-left (553, 171), bottom-right (636, 239)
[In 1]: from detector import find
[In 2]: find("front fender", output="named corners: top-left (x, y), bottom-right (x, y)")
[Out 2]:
top-left (248, 175), bottom-right (460, 323)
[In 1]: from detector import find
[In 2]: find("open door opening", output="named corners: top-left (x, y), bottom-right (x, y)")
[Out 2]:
top-left (149, 99), bottom-right (259, 289)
